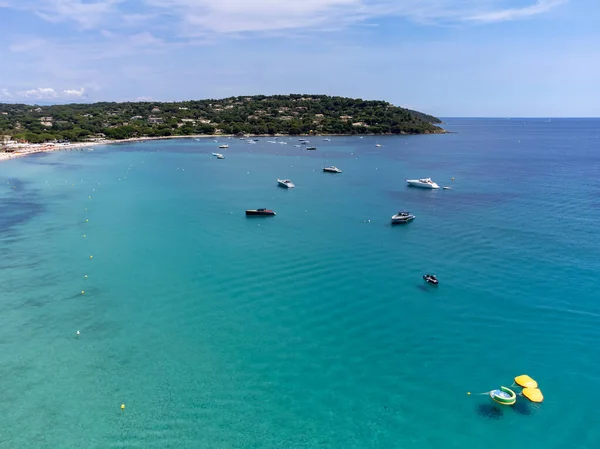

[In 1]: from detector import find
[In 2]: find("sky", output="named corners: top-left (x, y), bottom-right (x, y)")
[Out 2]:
top-left (0, 0), bottom-right (599, 116)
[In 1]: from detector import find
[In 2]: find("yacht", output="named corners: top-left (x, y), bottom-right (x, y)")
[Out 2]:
top-left (277, 179), bottom-right (295, 188)
top-left (406, 178), bottom-right (440, 189)
top-left (246, 208), bottom-right (276, 216)
top-left (391, 211), bottom-right (415, 224)
top-left (212, 152), bottom-right (225, 159)
top-left (219, 144), bottom-right (229, 149)
top-left (306, 146), bottom-right (317, 150)
top-left (323, 166), bottom-right (342, 173)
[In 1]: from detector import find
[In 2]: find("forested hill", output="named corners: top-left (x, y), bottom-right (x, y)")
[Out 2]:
top-left (0, 95), bottom-right (444, 143)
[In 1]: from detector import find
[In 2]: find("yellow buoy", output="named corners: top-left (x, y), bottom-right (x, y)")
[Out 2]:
top-left (85, 219), bottom-right (89, 222)
top-left (89, 255), bottom-right (93, 259)
top-left (121, 404), bottom-right (125, 410)
top-left (83, 235), bottom-right (86, 238)
top-left (467, 392), bottom-right (471, 395)
top-left (84, 275), bottom-right (88, 279)
top-left (452, 177), bottom-right (455, 181)
top-left (515, 374), bottom-right (538, 389)
top-left (522, 387), bottom-right (544, 403)
top-left (81, 290), bottom-right (85, 295)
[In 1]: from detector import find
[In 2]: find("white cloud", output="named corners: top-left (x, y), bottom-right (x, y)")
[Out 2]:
top-left (9, 38), bottom-right (47, 53)
top-left (0, 88), bottom-right (13, 99)
top-left (19, 87), bottom-right (58, 99)
top-left (466, 0), bottom-right (567, 22)
top-left (63, 87), bottom-right (85, 97)
top-left (6, 0), bottom-right (123, 29)
top-left (136, 96), bottom-right (153, 101)
top-left (1, 0), bottom-right (568, 34)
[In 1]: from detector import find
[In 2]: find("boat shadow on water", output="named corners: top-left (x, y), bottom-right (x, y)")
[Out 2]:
top-left (476, 404), bottom-right (504, 420)
top-left (476, 398), bottom-right (535, 420)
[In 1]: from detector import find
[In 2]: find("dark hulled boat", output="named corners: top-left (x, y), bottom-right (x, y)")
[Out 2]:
top-left (246, 208), bottom-right (276, 216)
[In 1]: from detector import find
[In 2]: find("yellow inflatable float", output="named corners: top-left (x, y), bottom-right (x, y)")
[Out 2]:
top-left (514, 374), bottom-right (544, 403)
top-left (514, 374), bottom-right (538, 389)
top-left (522, 387), bottom-right (544, 403)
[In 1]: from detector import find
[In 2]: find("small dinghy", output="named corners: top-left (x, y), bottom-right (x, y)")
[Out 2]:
top-left (443, 186), bottom-right (452, 190)
top-left (490, 386), bottom-right (516, 405)
top-left (423, 274), bottom-right (438, 285)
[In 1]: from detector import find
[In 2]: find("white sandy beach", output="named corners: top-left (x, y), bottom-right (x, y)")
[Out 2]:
top-left (0, 135), bottom-right (232, 163)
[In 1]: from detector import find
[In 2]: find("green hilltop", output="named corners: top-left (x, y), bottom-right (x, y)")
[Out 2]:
top-left (0, 94), bottom-right (444, 143)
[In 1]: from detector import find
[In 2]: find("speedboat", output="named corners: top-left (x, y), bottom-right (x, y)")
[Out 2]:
top-left (391, 211), bottom-right (415, 224)
top-left (246, 208), bottom-right (276, 216)
top-left (277, 179), bottom-right (295, 188)
top-left (323, 166), bottom-right (342, 173)
top-left (306, 146), bottom-right (317, 150)
top-left (322, 138), bottom-right (331, 141)
top-left (406, 178), bottom-right (440, 189)
top-left (443, 186), bottom-right (452, 190)
top-left (375, 144), bottom-right (382, 147)
top-left (219, 144), bottom-right (229, 149)
top-left (212, 152), bottom-right (225, 159)
top-left (300, 141), bottom-right (308, 145)
top-left (423, 274), bottom-right (438, 285)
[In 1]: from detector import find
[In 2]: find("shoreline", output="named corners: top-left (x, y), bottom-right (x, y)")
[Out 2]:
top-left (0, 130), bottom-right (447, 163)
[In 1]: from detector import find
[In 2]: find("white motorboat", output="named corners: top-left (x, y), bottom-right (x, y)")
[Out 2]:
top-left (406, 178), bottom-right (440, 189)
top-left (212, 152), bottom-right (225, 159)
top-left (219, 144), bottom-right (229, 149)
top-left (375, 144), bottom-right (382, 147)
top-left (277, 179), bottom-right (295, 188)
top-left (322, 138), bottom-right (331, 141)
top-left (391, 211), bottom-right (415, 224)
top-left (323, 166), bottom-right (342, 173)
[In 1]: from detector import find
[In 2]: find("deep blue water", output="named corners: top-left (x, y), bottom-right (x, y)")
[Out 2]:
top-left (1, 118), bottom-right (599, 448)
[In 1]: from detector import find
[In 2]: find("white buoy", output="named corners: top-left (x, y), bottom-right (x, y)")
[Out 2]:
top-left (76, 330), bottom-right (80, 335)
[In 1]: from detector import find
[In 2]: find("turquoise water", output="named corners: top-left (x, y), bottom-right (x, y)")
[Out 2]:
top-left (1, 119), bottom-right (599, 448)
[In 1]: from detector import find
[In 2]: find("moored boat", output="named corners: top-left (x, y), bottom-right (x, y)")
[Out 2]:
top-left (423, 274), bottom-right (438, 285)
top-left (406, 178), bottom-right (440, 189)
top-left (391, 211), bottom-right (415, 224)
top-left (306, 146), bottom-right (317, 150)
top-left (490, 386), bottom-right (517, 406)
top-left (323, 166), bottom-right (342, 173)
top-left (219, 144), bottom-right (229, 149)
top-left (277, 179), bottom-right (295, 188)
top-left (212, 152), bottom-right (225, 159)
top-left (246, 208), bottom-right (276, 216)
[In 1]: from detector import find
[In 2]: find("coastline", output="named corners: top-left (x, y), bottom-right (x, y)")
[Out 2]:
top-left (0, 135), bottom-right (224, 163)
top-left (0, 129), bottom-right (447, 163)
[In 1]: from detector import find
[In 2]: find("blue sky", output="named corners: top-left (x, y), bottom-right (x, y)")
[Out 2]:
top-left (0, 0), bottom-right (598, 116)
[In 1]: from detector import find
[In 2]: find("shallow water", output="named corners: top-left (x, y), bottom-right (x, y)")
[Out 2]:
top-left (1, 119), bottom-right (599, 448)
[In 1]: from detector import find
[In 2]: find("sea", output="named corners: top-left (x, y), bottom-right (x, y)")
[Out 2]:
top-left (1, 118), bottom-right (599, 449)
